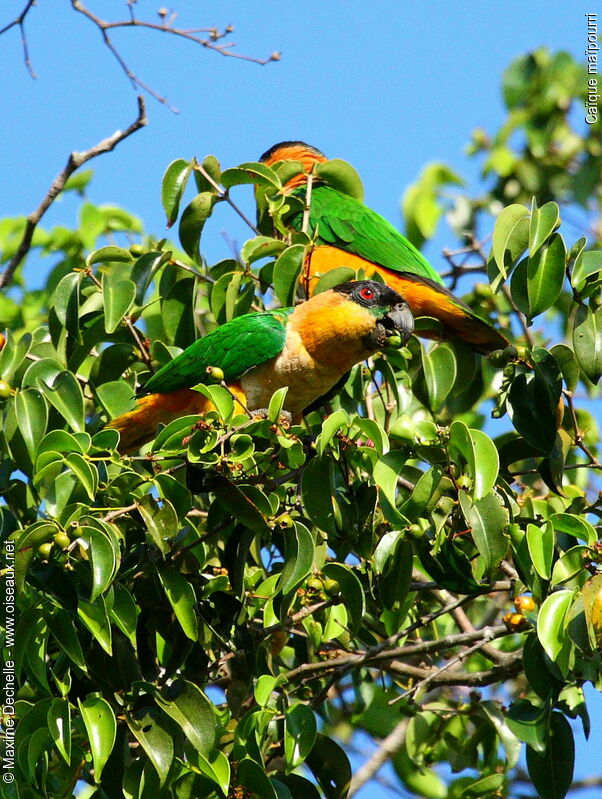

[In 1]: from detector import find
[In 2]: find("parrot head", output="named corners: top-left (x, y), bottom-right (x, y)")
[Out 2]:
top-left (259, 140), bottom-right (327, 170)
top-left (332, 280), bottom-right (414, 350)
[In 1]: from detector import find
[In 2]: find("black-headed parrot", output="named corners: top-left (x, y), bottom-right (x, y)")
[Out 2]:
top-left (107, 281), bottom-right (414, 452)
top-left (259, 141), bottom-right (508, 354)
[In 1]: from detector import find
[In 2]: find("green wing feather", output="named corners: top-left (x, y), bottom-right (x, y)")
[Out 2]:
top-left (292, 185), bottom-right (443, 285)
top-left (141, 310), bottom-right (291, 395)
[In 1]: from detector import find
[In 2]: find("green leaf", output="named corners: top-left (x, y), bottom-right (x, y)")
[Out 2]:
top-left (550, 344), bottom-right (580, 393)
top-left (221, 161), bottom-right (281, 189)
top-left (508, 350), bottom-right (562, 453)
top-left (87, 245), bottom-right (134, 267)
top-left (241, 235), bottom-right (287, 264)
top-left (157, 679), bottom-right (216, 755)
top-left (157, 565), bottom-right (199, 641)
top-left (491, 204), bottom-right (530, 281)
top-left (80, 526), bottom-right (118, 602)
top-left (0, 329), bottom-right (32, 381)
top-left (54, 272), bottom-right (81, 335)
top-left (322, 562), bottom-right (366, 634)
top-left (237, 758), bottom-right (279, 799)
top-left (193, 383), bottom-right (234, 424)
top-left (316, 409), bottom-right (349, 456)
top-left (375, 533), bottom-right (414, 611)
top-left (354, 417), bottom-right (389, 457)
top-left (47, 698), bottom-right (71, 764)
top-left (102, 272), bottom-right (136, 334)
top-left (78, 597), bottom-right (112, 655)
top-left (161, 158), bottom-right (193, 227)
top-left (572, 249), bottom-right (602, 292)
top-left (178, 192), bottom-right (216, 262)
top-left (529, 201), bottom-right (560, 256)
top-left (550, 512), bottom-right (597, 545)
top-left (63, 452), bottom-right (98, 500)
top-left (315, 158), bottom-right (364, 201)
top-left (506, 698), bottom-right (550, 752)
top-left (268, 386), bottom-right (289, 422)
top-left (572, 301), bottom-right (602, 384)
top-left (138, 494), bottom-right (178, 554)
top-left (126, 708), bottom-right (174, 786)
top-left (14, 388), bottom-right (48, 460)
top-left (458, 491), bottom-right (508, 573)
top-left (526, 711), bottom-right (574, 799)
top-left (423, 344), bottom-right (456, 410)
top-left (525, 233), bottom-right (566, 321)
top-left (537, 590), bottom-right (574, 673)
top-left (449, 421), bottom-right (499, 500)
top-left (306, 734), bottom-right (352, 799)
top-left (78, 695), bottom-right (116, 781)
top-left (38, 370), bottom-right (85, 433)
top-left (301, 456), bottom-right (335, 534)
top-left (399, 465), bottom-right (444, 521)
top-left (285, 704), bottom-right (317, 771)
top-left (551, 546), bottom-right (589, 586)
top-left (46, 608), bottom-right (88, 671)
top-left (279, 522), bottom-right (315, 595)
top-left (192, 749), bottom-right (230, 795)
top-left (273, 244), bottom-right (305, 307)
top-left (527, 521), bottom-right (554, 580)
top-left (313, 266), bottom-right (356, 295)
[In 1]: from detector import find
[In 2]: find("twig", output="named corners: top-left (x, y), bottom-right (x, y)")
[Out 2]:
top-left (390, 626), bottom-right (507, 702)
top-left (285, 624), bottom-right (512, 682)
top-left (301, 172), bottom-right (314, 235)
top-left (124, 316), bottom-right (154, 373)
top-left (194, 163), bottom-right (259, 235)
top-left (501, 284), bottom-right (534, 347)
top-left (69, 1), bottom-right (278, 111)
top-left (0, 0), bottom-right (37, 78)
top-left (348, 717), bottom-right (409, 797)
top-left (563, 388), bottom-right (601, 468)
top-left (0, 96), bottom-right (147, 290)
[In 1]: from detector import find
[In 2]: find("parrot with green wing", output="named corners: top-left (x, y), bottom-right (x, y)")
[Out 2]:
top-left (259, 141), bottom-right (508, 354)
top-left (107, 280), bottom-right (414, 452)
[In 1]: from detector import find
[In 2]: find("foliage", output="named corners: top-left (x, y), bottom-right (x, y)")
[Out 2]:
top-left (1, 49), bottom-right (602, 799)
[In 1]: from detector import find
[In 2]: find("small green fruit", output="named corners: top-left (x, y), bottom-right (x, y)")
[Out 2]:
top-left (456, 474), bottom-right (473, 491)
top-left (206, 366), bottom-right (225, 382)
top-left (38, 543), bottom-right (54, 560)
top-left (407, 523), bottom-right (425, 539)
top-left (503, 345), bottom-right (518, 361)
top-left (385, 334), bottom-right (403, 349)
top-left (488, 349), bottom-right (507, 368)
top-left (54, 532), bottom-right (71, 550)
top-left (0, 380), bottom-right (12, 399)
top-left (306, 577), bottom-right (324, 593)
top-left (323, 578), bottom-right (340, 596)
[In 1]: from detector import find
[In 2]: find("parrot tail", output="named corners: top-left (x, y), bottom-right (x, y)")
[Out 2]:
top-left (106, 389), bottom-right (211, 454)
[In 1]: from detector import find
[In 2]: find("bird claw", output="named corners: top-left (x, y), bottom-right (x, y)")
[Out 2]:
top-left (251, 408), bottom-right (293, 425)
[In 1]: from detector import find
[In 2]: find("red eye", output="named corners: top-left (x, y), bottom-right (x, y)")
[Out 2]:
top-left (359, 287), bottom-right (374, 301)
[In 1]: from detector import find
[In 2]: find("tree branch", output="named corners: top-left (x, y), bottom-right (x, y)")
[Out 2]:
top-left (0, 0), bottom-right (37, 78)
top-left (69, 1), bottom-right (279, 111)
top-left (0, 96), bottom-right (147, 290)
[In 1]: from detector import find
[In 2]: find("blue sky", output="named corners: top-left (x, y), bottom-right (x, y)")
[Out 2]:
top-left (2, 1), bottom-right (601, 796)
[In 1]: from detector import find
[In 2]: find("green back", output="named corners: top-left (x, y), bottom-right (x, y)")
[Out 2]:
top-left (142, 310), bottom-right (291, 395)
top-left (291, 184), bottom-right (443, 285)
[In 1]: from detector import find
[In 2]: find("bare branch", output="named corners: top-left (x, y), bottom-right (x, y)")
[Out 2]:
top-left (0, 96), bottom-right (147, 290)
top-left (0, 0), bottom-right (37, 78)
top-left (348, 718), bottom-right (409, 797)
top-left (69, 0), bottom-right (278, 111)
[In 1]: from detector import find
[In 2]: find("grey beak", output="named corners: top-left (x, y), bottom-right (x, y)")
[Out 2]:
top-left (384, 302), bottom-right (414, 344)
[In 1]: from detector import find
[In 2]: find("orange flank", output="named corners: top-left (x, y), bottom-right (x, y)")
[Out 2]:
top-left (304, 246), bottom-right (508, 354)
top-left (107, 383), bottom-right (247, 454)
